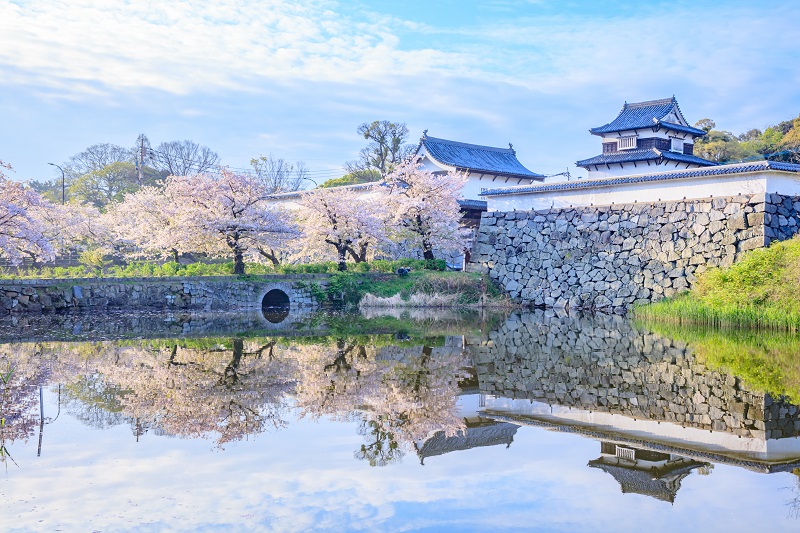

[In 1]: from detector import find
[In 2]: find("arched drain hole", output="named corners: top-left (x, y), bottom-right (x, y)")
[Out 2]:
top-left (262, 289), bottom-right (290, 323)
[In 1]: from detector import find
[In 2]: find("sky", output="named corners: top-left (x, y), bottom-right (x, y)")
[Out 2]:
top-left (1, 0), bottom-right (799, 184)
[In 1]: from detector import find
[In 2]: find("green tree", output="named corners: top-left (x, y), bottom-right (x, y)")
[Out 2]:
top-left (319, 169), bottom-right (381, 188)
top-left (693, 128), bottom-right (757, 163)
top-left (695, 118), bottom-right (716, 133)
top-left (69, 161), bottom-right (139, 209)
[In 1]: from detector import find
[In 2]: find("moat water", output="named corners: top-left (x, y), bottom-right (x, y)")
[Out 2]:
top-left (1, 309), bottom-right (799, 532)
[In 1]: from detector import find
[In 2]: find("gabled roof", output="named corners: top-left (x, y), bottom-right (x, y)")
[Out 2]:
top-left (480, 160), bottom-right (800, 197)
top-left (418, 133), bottom-right (544, 180)
top-left (415, 421), bottom-right (518, 464)
top-left (590, 97), bottom-right (706, 136)
top-left (576, 148), bottom-right (717, 169)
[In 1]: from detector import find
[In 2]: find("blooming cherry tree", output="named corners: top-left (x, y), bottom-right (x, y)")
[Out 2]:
top-left (165, 169), bottom-right (297, 274)
top-left (296, 185), bottom-right (388, 270)
top-left (0, 161), bottom-right (54, 265)
top-left (31, 202), bottom-right (111, 260)
top-left (105, 185), bottom-right (187, 261)
top-left (384, 161), bottom-right (469, 261)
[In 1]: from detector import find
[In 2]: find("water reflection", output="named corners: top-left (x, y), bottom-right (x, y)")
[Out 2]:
top-left (588, 442), bottom-right (710, 503)
top-left (3, 310), bottom-right (800, 528)
top-left (0, 333), bottom-right (470, 458)
top-left (475, 311), bottom-right (800, 470)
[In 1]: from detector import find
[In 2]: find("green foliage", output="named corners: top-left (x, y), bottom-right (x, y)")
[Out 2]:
top-left (29, 178), bottom-right (69, 204)
top-left (692, 113), bottom-right (800, 164)
top-left (69, 161), bottom-right (140, 209)
top-left (635, 237), bottom-right (800, 330)
top-left (79, 249), bottom-right (111, 276)
top-left (319, 169), bottom-right (381, 188)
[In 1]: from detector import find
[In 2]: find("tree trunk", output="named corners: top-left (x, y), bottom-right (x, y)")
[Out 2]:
top-left (233, 249), bottom-right (246, 275)
top-left (346, 243), bottom-right (369, 263)
top-left (171, 248), bottom-right (179, 263)
top-left (337, 245), bottom-right (348, 271)
top-left (257, 247), bottom-right (280, 266)
top-left (422, 248), bottom-right (435, 261)
top-left (222, 338), bottom-right (244, 386)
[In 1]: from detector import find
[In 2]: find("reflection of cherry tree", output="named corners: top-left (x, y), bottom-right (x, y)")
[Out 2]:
top-left (0, 335), bottom-right (471, 464)
top-left (91, 339), bottom-right (297, 445)
top-left (0, 343), bottom-right (55, 466)
top-left (293, 339), bottom-right (470, 465)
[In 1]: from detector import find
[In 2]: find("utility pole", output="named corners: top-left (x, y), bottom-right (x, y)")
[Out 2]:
top-left (137, 134), bottom-right (146, 184)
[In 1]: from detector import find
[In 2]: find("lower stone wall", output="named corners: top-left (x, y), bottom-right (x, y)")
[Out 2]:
top-left (470, 192), bottom-right (800, 311)
top-left (0, 276), bottom-right (325, 315)
top-left (473, 312), bottom-right (798, 440)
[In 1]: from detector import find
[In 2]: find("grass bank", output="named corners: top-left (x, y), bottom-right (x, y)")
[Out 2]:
top-left (0, 258), bottom-right (449, 280)
top-left (634, 237), bottom-right (800, 331)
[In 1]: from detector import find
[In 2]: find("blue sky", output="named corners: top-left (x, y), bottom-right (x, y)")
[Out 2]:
top-left (1, 0), bottom-right (798, 183)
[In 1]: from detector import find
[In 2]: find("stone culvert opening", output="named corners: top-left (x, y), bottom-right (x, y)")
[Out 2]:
top-left (262, 289), bottom-right (290, 323)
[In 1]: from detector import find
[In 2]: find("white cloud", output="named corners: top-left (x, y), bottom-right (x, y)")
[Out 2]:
top-left (0, 0), bottom-right (470, 97)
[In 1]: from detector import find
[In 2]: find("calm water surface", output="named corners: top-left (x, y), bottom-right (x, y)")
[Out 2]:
top-left (1, 309), bottom-right (799, 532)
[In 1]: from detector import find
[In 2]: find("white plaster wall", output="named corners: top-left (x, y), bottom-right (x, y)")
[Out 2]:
top-left (418, 153), bottom-right (539, 200)
top-left (598, 127), bottom-right (678, 142)
top-left (586, 159), bottom-right (693, 179)
top-left (483, 170), bottom-right (800, 212)
top-left (483, 398), bottom-right (800, 460)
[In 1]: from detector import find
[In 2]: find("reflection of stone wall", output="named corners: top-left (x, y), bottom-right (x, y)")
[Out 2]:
top-left (0, 309), bottom-right (319, 343)
top-left (0, 276), bottom-right (323, 315)
top-left (470, 193), bottom-right (800, 311)
top-left (473, 312), bottom-right (800, 440)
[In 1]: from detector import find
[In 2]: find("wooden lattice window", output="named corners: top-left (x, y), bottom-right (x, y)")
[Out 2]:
top-left (603, 142), bottom-right (618, 154)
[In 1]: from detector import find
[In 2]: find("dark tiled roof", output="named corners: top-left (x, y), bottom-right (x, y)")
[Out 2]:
top-left (415, 421), bottom-right (518, 464)
top-left (658, 121), bottom-right (707, 136)
top-left (480, 160), bottom-right (800, 197)
top-left (590, 97), bottom-right (704, 136)
top-left (588, 461), bottom-right (699, 503)
top-left (419, 135), bottom-right (544, 180)
top-left (576, 148), bottom-right (716, 168)
top-left (457, 198), bottom-right (488, 210)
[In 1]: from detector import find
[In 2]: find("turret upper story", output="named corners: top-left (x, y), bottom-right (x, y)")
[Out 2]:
top-left (577, 97), bottom-right (717, 179)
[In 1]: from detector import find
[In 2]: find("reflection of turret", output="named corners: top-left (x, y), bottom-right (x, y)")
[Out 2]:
top-left (414, 417), bottom-right (518, 465)
top-left (588, 442), bottom-right (709, 503)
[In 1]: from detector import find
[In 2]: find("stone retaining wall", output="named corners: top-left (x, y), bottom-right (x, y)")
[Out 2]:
top-left (470, 193), bottom-right (800, 311)
top-left (0, 275), bottom-right (326, 315)
top-left (473, 312), bottom-right (799, 441)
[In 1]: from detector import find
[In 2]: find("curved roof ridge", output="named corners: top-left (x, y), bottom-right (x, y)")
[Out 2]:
top-left (590, 97), bottom-right (687, 135)
top-left (626, 97), bottom-right (676, 108)
top-left (423, 135), bottom-right (515, 154)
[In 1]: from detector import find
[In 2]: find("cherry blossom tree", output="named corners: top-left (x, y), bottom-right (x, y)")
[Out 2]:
top-left (296, 185), bottom-right (388, 270)
top-left (104, 185), bottom-right (186, 262)
top-left (119, 170), bottom-right (297, 274)
top-left (30, 202), bottom-right (111, 262)
top-left (384, 161), bottom-right (469, 261)
top-left (0, 161), bottom-right (54, 265)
